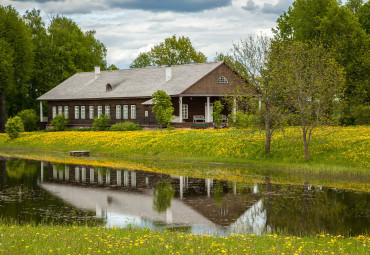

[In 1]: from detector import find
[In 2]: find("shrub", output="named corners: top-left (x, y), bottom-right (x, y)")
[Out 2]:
top-left (17, 109), bottom-right (38, 131)
top-left (212, 100), bottom-right (224, 129)
top-left (5, 116), bottom-right (24, 139)
top-left (93, 114), bottom-right (110, 131)
top-left (110, 121), bottom-right (142, 131)
top-left (50, 114), bottom-right (69, 131)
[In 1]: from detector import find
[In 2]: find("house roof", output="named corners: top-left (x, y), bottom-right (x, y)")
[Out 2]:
top-left (37, 61), bottom-right (224, 101)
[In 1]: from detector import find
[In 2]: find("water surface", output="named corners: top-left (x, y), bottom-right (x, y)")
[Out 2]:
top-left (0, 157), bottom-right (368, 237)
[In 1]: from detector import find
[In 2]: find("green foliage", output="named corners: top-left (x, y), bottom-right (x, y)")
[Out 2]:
top-left (212, 101), bottom-right (224, 128)
top-left (153, 179), bottom-right (175, 213)
top-left (352, 105), bottom-right (370, 125)
top-left (110, 122), bottom-right (142, 131)
top-left (130, 35), bottom-right (207, 68)
top-left (93, 114), bottom-right (110, 131)
top-left (129, 52), bottom-right (152, 68)
top-left (273, 0), bottom-right (369, 107)
top-left (50, 114), bottom-right (69, 131)
top-left (6, 158), bottom-right (38, 179)
top-left (17, 109), bottom-right (38, 131)
top-left (228, 111), bottom-right (260, 129)
top-left (152, 90), bottom-right (174, 129)
top-left (5, 116), bottom-right (24, 139)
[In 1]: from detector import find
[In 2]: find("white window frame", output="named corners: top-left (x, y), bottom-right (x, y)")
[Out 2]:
top-left (131, 105), bottom-right (136, 119)
top-left (52, 106), bottom-right (57, 118)
top-left (81, 106), bottom-right (86, 119)
top-left (105, 105), bottom-right (110, 116)
top-left (123, 105), bottom-right (129, 119)
top-left (97, 106), bottom-right (102, 117)
top-left (89, 106), bottom-right (94, 119)
top-left (145, 110), bottom-right (148, 117)
top-left (74, 106), bottom-right (79, 119)
top-left (64, 106), bottom-right (69, 118)
top-left (218, 76), bottom-right (228, 84)
top-left (182, 104), bottom-right (188, 119)
top-left (58, 106), bottom-right (63, 115)
top-left (116, 105), bottom-right (121, 119)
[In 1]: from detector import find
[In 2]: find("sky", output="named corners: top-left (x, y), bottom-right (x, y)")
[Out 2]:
top-left (2, 0), bottom-right (294, 69)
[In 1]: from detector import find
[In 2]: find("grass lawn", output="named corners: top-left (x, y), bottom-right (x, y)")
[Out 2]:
top-left (0, 224), bottom-right (368, 254)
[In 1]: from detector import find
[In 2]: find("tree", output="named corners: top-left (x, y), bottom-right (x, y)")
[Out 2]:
top-left (130, 35), bottom-right (207, 68)
top-left (229, 35), bottom-right (288, 154)
top-left (5, 116), bottom-right (24, 139)
top-left (152, 90), bottom-right (174, 129)
top-left (212, 101), bottom-right (224, 129)
top-left (357, 1), bottom-right (370, 33)
top-left (0, 5), bottom-right (34, 132)
top-left (273, 0), bottom-right (369, 111)
top-left (0, 39), bottom-right (14, 133)
top-left (17, 109), bottom-right (38, 131)
top-left (269, 41), bottom-right (345, 159)
top-left (153, 179), bottom-right (175, 213)
top-left (346, 0), bottom-right (364, 14)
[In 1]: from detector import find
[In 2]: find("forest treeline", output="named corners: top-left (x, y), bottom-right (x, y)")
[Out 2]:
top-left (0, 5), bottom-right (117, 131)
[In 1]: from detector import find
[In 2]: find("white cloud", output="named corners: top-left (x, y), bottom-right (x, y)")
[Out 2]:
top-left (5, 0), bottom-right (290, 68)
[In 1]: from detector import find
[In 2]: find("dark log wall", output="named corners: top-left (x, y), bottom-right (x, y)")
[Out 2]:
top-left (48, 98), bottom-right (158, 127)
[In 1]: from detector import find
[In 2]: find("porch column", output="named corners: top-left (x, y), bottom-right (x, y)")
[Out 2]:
top-left (40, 161), bottom-right (44, 183)
top-left (40, 101), bottom-right (43, 122)
top-left (179, 176), bottom-right (183, 199)
top-left (206, 96), bottom-right (210, 122)
top-left (179, 96), bottom-right (183, 123)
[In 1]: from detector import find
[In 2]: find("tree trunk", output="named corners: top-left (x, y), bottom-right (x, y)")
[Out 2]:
top-left (302, 131), bottom-right (310, 160)
top-left (265, 112), bottom-right (271, 154)
top-left (0, 93), bottom-right (6, 133)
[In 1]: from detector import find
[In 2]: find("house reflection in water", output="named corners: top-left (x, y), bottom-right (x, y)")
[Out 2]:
top-left (39, 162), bottom-right (267, 236)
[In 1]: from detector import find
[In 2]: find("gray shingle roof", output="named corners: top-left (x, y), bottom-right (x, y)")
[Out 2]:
top-left (37, 62), bottom-right (224, 101)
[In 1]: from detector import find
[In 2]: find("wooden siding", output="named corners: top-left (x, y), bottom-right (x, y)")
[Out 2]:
top-left (48, 98), bottom-right (158, 126)
top-left (181, 62), bottom-right (245, 95)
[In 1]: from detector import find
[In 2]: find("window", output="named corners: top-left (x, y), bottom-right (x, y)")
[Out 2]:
top-left (58, 106), bottom-right (63, 115)
top-left (81, 106), bottom-right (86, 119)
top-left (64, 106), bottom-right (69, 118)
top-left (97, 106), bottom-right (102, 117)
top-left (89, 106), bottom-right (94, 119)
top-left (145, 110), bottom-right (148, 117)
top-left (74, 106), bottom-right (79, 119)
top-left (105, 105), bottom-right (110, 116)
top-left (116, 105), bottom-right (121, 119)
top-left (218, 76), bottom-right (228, 84)
top-left (52, 106), bottom-right (56, 118)
top-left (123, 105), bottom-right (128, 119)
top-left (182, 104), bottom-right (188, 119)
top-left (131, 105), bottom-right (136, 119)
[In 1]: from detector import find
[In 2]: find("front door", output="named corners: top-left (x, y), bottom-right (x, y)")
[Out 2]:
top-left (205, 103), bottom-right (213, 122)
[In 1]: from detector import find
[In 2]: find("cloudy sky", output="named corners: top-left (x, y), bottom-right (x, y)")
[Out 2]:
top-left (3, 0), bottom-right (293, 69)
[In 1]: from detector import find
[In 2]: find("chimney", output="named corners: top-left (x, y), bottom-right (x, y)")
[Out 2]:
top-left (94, 66), bottom-right (100, 79)
top-left (166, 67), bottom-right (171, 82)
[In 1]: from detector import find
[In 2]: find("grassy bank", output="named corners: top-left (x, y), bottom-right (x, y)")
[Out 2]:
top-left (0, 223), bottom-right (368, 254)
top-left (0, 126), bottom-right (368, 171)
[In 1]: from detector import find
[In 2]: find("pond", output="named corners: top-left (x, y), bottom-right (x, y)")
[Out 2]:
top-left (0, 157), bottom-right (369, 237)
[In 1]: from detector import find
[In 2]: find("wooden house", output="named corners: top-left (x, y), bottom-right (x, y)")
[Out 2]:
top-left (37, 61), bottom-right (247, 127)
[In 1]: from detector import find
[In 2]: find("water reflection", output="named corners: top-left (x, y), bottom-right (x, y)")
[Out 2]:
top-left (0, 157), bottom-right (369, 237)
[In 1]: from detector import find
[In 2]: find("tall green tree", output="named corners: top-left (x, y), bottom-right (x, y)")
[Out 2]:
top-left (357, 1), bottom-right (370, 33)
top-left (130, 35), bottom-right (207, 68)
top-left (0, 5), bottom-right (34, 132)
top-left (273, 0), bottom-right (369, 108)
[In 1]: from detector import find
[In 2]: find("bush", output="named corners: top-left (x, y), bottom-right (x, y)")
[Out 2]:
top-left (110, 121), bottom-right (142, 131)
top-left (17, 109), bottom-right (38, 131)
top-left (93, 114), bottom-right (110, 131)
top-left (50, 114), bottom-right (69, 131)
top-left (5, 116), bottom-right (24, 139)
